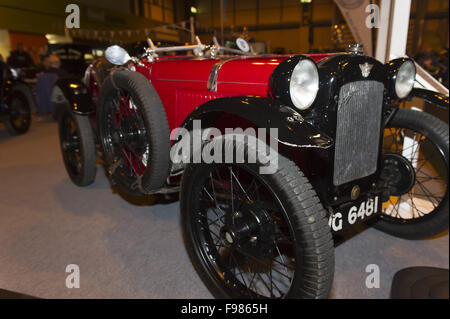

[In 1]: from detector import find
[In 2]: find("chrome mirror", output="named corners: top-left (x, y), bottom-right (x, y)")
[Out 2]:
top-left (105, 45), bottom-right (132, 65)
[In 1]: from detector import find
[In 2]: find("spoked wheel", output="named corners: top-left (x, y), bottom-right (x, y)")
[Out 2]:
top-left (4, 91), bottom-right (31, 135)
top-left (375, 109), bottom-right (449, 239)
top-left (102, 89), bottom-right (149, 195)
top-left (181, 135), bottom-right (334, 299)
top-left (98, 69), bottom-right (170, 195)
top-left (58, 107), bottom-right (96, 186)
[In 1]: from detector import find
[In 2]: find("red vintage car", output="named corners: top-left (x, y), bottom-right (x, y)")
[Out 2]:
top-left (52, 38), bottom-right (449, 299)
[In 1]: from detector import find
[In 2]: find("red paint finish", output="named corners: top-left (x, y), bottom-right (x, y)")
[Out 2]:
top-left (131, 53), bottom-right (336, 131)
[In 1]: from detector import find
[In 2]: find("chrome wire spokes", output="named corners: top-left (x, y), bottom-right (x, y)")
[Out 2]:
top-left (196, 165), bottom-right (295, 298)
top-left (382, 127), bottom-right (448, 220)
top-left (108, 89), bottom-right (149, 181)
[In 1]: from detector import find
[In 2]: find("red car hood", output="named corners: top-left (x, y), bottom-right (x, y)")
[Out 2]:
top-left (144, 53), bottom-right (336, 130)
top-left (149, 54), bottom-right (335, 87)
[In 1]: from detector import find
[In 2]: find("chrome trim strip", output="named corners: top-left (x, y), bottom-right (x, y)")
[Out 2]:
top-left (151, 79), bottom-right (266, 86)
top-left (214, 81), bottom-right (266, 85)
top-left (148, 65), bottom-right (152, 83)
top-left (82, 64), bottom-right (93, 86)
top-left (207, 57), bottom-right (241, 92)
top-left (152, 79), bottom-right (205, 83)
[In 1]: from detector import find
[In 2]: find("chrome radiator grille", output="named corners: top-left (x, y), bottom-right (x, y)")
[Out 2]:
top-left (333, 81), bottom-right (384, 186)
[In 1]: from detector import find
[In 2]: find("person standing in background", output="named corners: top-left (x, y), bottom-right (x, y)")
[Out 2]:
top-left (35, 55), bottom-right (67, 121)
top-left (46, 55), bottom-right (68, 79)
top-left (7, 43), bottom-right (35, 69)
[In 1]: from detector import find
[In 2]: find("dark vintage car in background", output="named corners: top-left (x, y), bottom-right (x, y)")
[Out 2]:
top-left (51, 38), bottom-right (449, 299)
top-left (0, 62), bottom-right (34, 135)
top-left (47, 44), bottom-right (98, 77)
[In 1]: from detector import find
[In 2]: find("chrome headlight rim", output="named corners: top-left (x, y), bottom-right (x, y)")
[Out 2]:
top-left (387, 58), bottom-right (416, 99)
top-left (395, 60), bottom-right (416, 99)
top-left (269, 55), bottom-right (320, 111)
top-left (289, 58), bottom-right (320, 110)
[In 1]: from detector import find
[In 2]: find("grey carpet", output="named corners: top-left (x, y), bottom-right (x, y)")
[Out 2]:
top-left (0, 121), bottom-right (448, 299)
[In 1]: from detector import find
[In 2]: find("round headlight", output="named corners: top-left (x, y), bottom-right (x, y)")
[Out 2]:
top-left (395, 60), bottom-right (416, 99)
top-left (289, 59), bottom-right (319, 110)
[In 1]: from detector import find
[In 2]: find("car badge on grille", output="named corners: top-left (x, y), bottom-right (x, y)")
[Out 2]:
top-left (359, 62), bottom-right (373, 78)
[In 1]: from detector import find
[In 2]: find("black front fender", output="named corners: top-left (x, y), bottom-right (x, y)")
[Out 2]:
top-left (51, 78), bottom-right (94, 115)
top-left (410, 88), bottom-right (449, 109)
top-left (181, 96), bottom-right (333, 148)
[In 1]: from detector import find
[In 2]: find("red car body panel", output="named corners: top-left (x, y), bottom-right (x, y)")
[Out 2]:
top-left (133, 53), bottom-right (334, 131)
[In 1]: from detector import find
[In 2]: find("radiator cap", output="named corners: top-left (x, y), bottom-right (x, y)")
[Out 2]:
top-left (348, 44), bottom-right (364, 55)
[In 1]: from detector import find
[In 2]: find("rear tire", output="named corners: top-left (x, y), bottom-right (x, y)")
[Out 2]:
top-left (98, 69), bottom-right (170, 195)
top-left (58, 107), bottom-right (97, 186)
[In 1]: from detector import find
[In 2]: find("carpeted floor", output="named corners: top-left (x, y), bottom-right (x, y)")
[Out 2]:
top-left (0, 121), bottom-right (448, 299)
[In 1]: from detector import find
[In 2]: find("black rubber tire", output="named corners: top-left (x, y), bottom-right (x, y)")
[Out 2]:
top-left (58, 107), bottom-right (97, 186)
top-left (374, 109), bottom-right (449, 239)
top-left (181, 134), bottom-right (335, 299)
top-left (4, 90), bottom-right (31, 135)
top-left (98, 69), bottom-right (170, 194)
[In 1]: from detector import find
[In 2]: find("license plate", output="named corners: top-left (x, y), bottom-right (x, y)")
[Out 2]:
top-left (328, 196), bottom-right (380, 233)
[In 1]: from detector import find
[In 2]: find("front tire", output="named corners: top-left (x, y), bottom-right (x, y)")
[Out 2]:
top-left (375, 109), bottom-right (449, 239)
top-left (181, 135), bottom-right (334, 298)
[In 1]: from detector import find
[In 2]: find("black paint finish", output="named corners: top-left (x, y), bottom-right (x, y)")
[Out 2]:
top-left (54, 78), bottom-right (95, 115)
top-left (181, 96), bottom-right (333, 149)
top-left (410, 88), bottom-right (449, 109)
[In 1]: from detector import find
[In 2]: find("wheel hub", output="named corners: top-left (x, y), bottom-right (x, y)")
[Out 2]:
top-left (62, 138), bottom-right (79, 152)
top-left (119, 113), bottom-right (147, 154)
top-left (380, 153), bottom-right (416, 197)
top-left (220, 203), bottom-right (274, 258)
